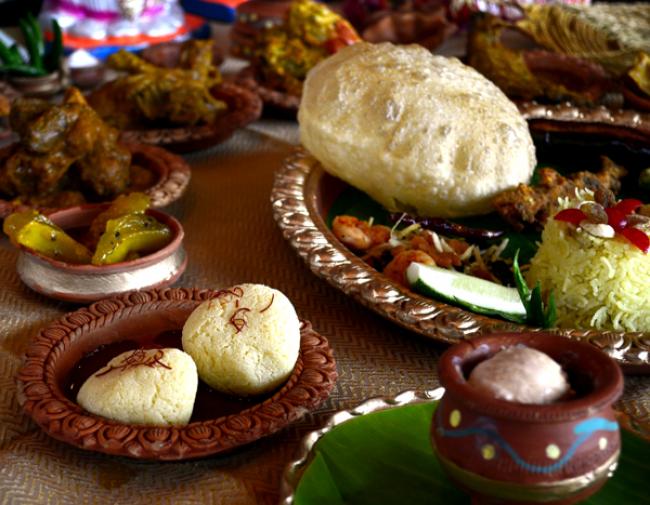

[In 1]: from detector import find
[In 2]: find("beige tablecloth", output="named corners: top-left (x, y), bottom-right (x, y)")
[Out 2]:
top-left (0, 112), bottom-right (649, 505)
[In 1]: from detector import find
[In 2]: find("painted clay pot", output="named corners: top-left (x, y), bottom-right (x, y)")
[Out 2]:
top-left (432, 332), bottom-right (623, 505)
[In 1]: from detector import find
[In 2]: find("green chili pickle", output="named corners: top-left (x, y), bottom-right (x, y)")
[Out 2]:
top-left (92, 213), bottom-right (172, 265)
top-left (3, 209), bottom-right (92, 264)
top-left (87, 192), bottom-right (151, 247)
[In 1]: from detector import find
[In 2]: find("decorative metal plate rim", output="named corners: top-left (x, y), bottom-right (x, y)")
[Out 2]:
top-left (278, 388), bottom-right (445, 505)
top-left (517, 101), bottom-right (650, 143)
top-left (270, 148), bottom-right (650, 371)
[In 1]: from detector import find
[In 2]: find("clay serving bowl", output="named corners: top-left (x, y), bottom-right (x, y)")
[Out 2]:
top-left (14, 204), bottom-right (186, 302)
top-left (16, 288), bottom-right (337, 460)
top-left (432, 332), bottom-right (623, 505)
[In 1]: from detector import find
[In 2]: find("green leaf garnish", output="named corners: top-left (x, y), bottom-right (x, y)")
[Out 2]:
top-left (513, 249), bottom-right (557, 329)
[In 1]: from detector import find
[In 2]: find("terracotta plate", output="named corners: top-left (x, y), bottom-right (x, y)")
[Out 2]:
top-left (16, 288), bottom-right (337, 460)
top-left (235, 66), bottom-right (300, 114)
top-left (119, 82), bottom-right (263, 153)
top-left (271, 147), bottom-right (650, 373)
top-left (0, 142), bottom-right (190, 218)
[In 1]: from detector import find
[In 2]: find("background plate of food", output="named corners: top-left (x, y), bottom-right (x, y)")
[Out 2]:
top-left (0, 87), bottom-right (190, 218)
top-left (466, 3), bottom-right (650, 114)
top-left (16, 286), bottom-right (337, 460)
top-left (272, 42), bottom-right (650, 372)
top-left (232, 0), bottom-right (361, 114)
top-left (89, 40), bottom-right (262, 153)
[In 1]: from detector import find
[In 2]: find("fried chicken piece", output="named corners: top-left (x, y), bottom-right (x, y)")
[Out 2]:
top-left (493, 157), bottom-right (627, 231)
top-left (0, 87), bottom-right (131, 203)
top-left (89, 40), bottom-right (226, 129)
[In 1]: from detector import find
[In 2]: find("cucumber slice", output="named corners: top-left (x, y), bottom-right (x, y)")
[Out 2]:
top-left (406, 262), bottom-right (526, 323)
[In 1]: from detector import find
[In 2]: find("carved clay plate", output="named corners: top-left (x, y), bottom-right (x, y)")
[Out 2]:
top-left (119, 82), bottom-right (263, 153)
top-left (0, 142), bottom-right (191, 219)
top-left (271, 147), bottom-right (650, 372)
top-left (16, 288), bottom-right (337, 460)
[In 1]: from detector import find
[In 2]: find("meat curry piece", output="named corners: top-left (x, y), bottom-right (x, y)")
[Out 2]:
top-left (493, 157), bottom-right (627, 231)
top-left (0, 87), bottom-right (131, 206)
top-left (89, 40), bottom-right (226, 129)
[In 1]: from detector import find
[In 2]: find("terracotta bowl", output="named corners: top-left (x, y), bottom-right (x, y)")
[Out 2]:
top-left (235, 65), bottom-right (300, 114)
top-left (15, 204), bottom-right (186, 302)
top-left (432, 332), bottom-right (624, 505)
top-left (16, 288), bottom-right (337, 460)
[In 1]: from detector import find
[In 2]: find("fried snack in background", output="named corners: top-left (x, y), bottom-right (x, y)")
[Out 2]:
top-left (0, 87), bottom-right (131, 207)
top-left (467, 3), bottom-right (650, 106)
top-left (89, 39), bottom-right (227, 129)
top-left (253, 0), bottom-right (360, 96)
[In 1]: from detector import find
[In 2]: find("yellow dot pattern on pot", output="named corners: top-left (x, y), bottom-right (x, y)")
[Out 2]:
top-left (546, 444), bottom-right (561, 460)
top-left (481, 444), bottom-right (495, 460)
top-left (449, 410), bottom-right (461, 427)
top-left (599, 437), bottom-right (608, 450)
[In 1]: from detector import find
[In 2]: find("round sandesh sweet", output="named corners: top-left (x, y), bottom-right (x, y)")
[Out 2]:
top-left (77, 348), bottom-right (198, 426)
top-left (182, 284), bottom-right (301, 396)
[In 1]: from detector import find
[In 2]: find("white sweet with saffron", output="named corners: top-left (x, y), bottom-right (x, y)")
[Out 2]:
top-left (182, 284), bottom-right (301, 396)
top-left (77, 348), bottom-right (198, 426)
top-left (468, 346), bottom-right (569, 404)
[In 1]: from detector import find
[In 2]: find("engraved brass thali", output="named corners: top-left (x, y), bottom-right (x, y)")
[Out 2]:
top-left (271, 114), bottom-right (650, 372)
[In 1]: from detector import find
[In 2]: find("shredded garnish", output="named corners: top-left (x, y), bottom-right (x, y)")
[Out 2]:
top-left (229, 307), bottom-right (251, 333)
top-left (95, 349), bottom-right (171, 377)
top-left (259, 294), bottom-right (275, 313)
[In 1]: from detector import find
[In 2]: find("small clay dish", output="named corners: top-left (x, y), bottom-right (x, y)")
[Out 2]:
top-left (8, 70), bottom-right (64, 97)
top-left (235, 65), bottom-right (300, 114)
top-left (432, 332), bottom-right (623, 505)
top-left (0, 142), bottom-right (191, 218)
top-left (119, 82), bottom-right (263, 153)
top-left (140, 40), bottom-right (224, 69)
top-left (16, 288), bottom-right (337, 460)
top-left (14, 204), bottom-right (186, 303)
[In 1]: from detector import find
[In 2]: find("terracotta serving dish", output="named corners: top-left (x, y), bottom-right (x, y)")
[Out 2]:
top-left (0, 142), bottom-right (191, 218)
top-left (14, 204), bottom-right (186, 302)
top-left (119, 82), bottom-right (262, 153)
top-left (432, 332), bottom-right (623, 505)
top-left (235, 65), bottom-right (300, 114)
top-left (16, 288), bottom-right (337, 460)
top-left (140, 40), bottom-right (224, 69)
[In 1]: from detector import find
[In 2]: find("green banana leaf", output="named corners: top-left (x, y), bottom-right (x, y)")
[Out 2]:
top-left (294, 402), bottom-right (650, 505)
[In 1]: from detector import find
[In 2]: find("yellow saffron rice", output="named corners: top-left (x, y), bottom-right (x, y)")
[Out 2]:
top-left (527, 216), bottom-right (650, 332)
